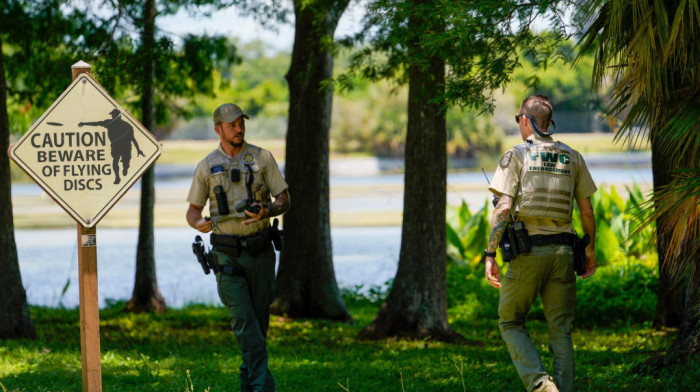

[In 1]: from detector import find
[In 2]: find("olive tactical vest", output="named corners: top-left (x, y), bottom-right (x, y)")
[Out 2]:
top-left (205, 144), bottom-right (272, 220)
top-left (513, 140), bottom-right (576, 223)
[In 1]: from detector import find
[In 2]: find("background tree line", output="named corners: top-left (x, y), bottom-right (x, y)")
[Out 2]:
top-left (169, 36), bottom-right (612, 159)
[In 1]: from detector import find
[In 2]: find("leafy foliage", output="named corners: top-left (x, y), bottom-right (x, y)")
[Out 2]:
top-left (2, 1), bottom-right (239, 137)
top-left (1, 0), bottom-right (109, 134)
top-left (573, 184), bottom-right (656, 265)
top-left (340, 0), bottom-right (575, 112)
top-left (576, 0), bottom-right (700, 288)
top-left (575, 256), bottom-right (658, 327)
top-left (86, 1), bottom-right (239, 136)
top-left (511, 38), bottom-right (608, 112)
top-left (446, 189), bottom-right (659, 327)
top-left (447, 184), bottom-right (656, 268)
top-left (446, 199), bottom-right (493, 265)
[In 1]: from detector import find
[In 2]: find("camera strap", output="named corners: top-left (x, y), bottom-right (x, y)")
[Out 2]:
top-left (244, 163), bottom-right (255, 202)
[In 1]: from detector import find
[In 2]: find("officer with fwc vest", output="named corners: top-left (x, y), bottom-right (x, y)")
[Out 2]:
top-left (483, 95), bottom-right (597, 392)
top-left (186, 103), bottom-right (290, 392)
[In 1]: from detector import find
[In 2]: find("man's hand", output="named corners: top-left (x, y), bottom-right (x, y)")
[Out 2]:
top-left (195, 217), bottom-right (212, 233)
top-left (78, 122), bottom-right (84, 127)
top-left (485, 256), bottom-right (501, 289)
top-left (137, 149), bottom-right (145, 157)
top-left (242, 203), bottom-right (267, 226)
top-left (187, 204), bottom-right (211, 233)
top-left (581, 244), bottom-right (596, 279)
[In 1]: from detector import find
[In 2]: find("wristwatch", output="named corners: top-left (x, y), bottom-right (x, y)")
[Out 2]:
top-left (483, 249), bottom-right (497, 258)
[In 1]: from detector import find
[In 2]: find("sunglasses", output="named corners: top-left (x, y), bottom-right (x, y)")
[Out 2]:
top-left (514, 113), bottom-right (530, 124)
top-left (515, 113), bottom-right (557, 134)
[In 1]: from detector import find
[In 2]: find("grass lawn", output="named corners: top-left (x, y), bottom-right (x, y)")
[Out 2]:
top-left (0, 300), bottom-right (695, 392)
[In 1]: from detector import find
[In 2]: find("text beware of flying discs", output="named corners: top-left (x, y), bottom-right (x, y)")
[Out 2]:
top-left (10, 73), bottom-right (161, 227)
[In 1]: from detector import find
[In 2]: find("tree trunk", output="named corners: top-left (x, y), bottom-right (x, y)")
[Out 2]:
top-left (636, 126), bottom-right (699, 372)
top-left (651, 141), bottom-right (685, 328)
top-left (638, 259), bottom-right (700, 372)
top-left (358, 3), bottom-right (461, 342)
top-left (271, 0), bottom-right (351, 322)
top-left (0, 34), bottom-right (37, 339)
top-left (125, 0), bottom-right (165, 313)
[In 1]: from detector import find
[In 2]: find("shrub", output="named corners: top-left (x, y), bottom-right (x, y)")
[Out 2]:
top-left (444, 255), bottom-right (658, 327)
top-left (574, 255), bottom-right (658, 327)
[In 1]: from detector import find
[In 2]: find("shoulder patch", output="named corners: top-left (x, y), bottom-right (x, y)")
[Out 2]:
top-left (242, 152), bottom-right (256, 164)
top-left (499, 151), bottom-right (513, 169)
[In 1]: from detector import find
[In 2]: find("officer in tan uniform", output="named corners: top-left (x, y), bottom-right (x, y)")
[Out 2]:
top-left (186, 103), bottom-right (290, 392)
top-left (484, 95), bottom-right (597, 392)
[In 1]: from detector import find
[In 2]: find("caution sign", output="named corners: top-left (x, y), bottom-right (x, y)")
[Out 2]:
top-left (10, 73), bottom-right (162, 227)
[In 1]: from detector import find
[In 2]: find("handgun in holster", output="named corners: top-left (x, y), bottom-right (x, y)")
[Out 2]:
top-left (192, 235), bottom-right (212, 275)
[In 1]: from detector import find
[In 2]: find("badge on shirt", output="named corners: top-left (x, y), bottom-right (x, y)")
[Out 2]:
top-left (500, 151), bottom-right (513, 169)
top-left (243, 153), bottom-right (256, 165)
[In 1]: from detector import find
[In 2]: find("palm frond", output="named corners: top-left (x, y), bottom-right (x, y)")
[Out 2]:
top-left (631, 170), bottom-right (700, 281)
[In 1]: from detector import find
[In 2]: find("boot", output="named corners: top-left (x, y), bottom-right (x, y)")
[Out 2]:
top-left (533, 376), bottom-right (559, 392)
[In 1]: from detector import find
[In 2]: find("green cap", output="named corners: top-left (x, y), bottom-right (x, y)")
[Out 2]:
top-left (213, 103), bottom-right (249, 124)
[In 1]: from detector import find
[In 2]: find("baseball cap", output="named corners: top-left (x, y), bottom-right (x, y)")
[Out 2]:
top-left (213, 103), bottom-right (249, 124)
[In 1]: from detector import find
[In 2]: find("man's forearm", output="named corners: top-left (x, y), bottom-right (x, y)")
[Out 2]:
top-left (487, 195), bottom-right (513, 252)
top-left (186, 204), bottom-right (204, 229)
top-left (265, 189), bottom-right (290, 218)
top-left (577, 197), bottom-right (596, 248)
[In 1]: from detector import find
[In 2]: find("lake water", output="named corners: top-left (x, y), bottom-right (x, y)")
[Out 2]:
top-left (13, 153), bottom-right (652, 308)
top-left (15, 226), bottom-right (401, 308)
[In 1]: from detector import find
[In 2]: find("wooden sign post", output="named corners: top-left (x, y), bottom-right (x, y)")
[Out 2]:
top-left (71, 62), bottom-right (102, 392)
top-left (9, 61), bottom-right (162, 391)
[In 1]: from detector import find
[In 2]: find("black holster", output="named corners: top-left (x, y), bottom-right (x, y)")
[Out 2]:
top-left (499, 221), bottom-right (531, 262)
top-left (192, 235), bottom-right (212, 275)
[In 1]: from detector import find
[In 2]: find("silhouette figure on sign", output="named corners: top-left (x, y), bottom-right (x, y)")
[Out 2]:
top-left (79, 109), bottom-right (145, 184)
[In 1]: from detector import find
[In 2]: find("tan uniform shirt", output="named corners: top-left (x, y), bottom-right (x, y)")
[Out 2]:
top-left (489, 134), bottom-right (597, 235)
top-left (187, 142), bottom-right (288, 236)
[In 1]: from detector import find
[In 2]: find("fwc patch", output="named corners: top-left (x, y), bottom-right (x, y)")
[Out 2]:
top-left (243, 153), bottom-right (256, 164)
top-left (499, 151), bottom-right (513, 169)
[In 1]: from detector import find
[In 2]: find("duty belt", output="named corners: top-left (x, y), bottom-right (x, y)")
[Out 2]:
top-left (211, 232), bottom-right (266, 248)
top-left (211, 230), bottom-right (271, 256)
top-left (528, 233), bottom-right (576, 247)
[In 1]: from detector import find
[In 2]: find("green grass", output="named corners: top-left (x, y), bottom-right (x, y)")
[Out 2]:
top-left (0, 296), bottom-right (695, 392)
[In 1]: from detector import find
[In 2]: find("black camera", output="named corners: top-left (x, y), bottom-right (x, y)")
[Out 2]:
top-left (234, 199), bottom-right (261, 214)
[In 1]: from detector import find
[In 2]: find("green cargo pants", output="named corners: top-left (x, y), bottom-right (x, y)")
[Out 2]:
top-left (213, 242), bottom-right (277, 392)
top-left (498, 244), bottom-right (576, 392)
